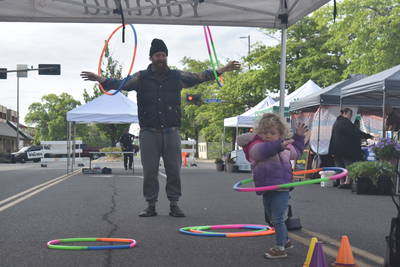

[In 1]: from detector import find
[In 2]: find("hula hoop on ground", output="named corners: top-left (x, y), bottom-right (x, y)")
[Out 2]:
top-left (179, 224), bottom-right (275, 237)
top-left (203, 26), bottom-right (223, 87)
top-left (47, 237), bottom-right (137, 250)
top-left (233, 167), bottom-right (348, 192)
top-left (97, 24), bottom-right (138, 96)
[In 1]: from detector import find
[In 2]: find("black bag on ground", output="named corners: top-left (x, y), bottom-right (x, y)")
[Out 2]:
top-left (285, 205), bottom-right (302, 231)
top-left (102, 167), bottom-right (112, 174)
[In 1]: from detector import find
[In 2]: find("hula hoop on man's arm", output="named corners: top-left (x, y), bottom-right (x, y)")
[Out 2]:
top-left (233, 167), bottom-right (348, 192)
top-left (97, 24), bottom-right (138, 96)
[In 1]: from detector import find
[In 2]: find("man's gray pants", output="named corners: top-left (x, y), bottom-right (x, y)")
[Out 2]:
top-left (139, 127), bottom-right (182, 203)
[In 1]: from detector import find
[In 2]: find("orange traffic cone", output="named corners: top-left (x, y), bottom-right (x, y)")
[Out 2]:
top-left (334, 235), bottom-right (357, 267)
top-left (303, 237), bottom-right (318, 267)
top-left (181, 152), bottom-right (188, 167)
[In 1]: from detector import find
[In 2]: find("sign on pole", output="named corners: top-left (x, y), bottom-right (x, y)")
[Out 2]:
top-left (204, 98), bottom-right (222, 103)
top-left (17, 64), bottom-right (28, 78)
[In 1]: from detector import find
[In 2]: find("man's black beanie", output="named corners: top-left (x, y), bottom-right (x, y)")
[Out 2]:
top-left (149, 38), bottom-right (168, 57)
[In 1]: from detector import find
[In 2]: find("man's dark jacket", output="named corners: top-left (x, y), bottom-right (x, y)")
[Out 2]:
top-left (102, 64), bottom-right (214, 129)
top-left (329, 116), bottom-right (372, 161)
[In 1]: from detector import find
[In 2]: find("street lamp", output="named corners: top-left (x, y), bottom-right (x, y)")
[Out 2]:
top-left (240, 35), bottom-right (251, 56)
top-left (240, 35), bottom-right (251, 70)
top-left (16, 64), bottom-right (28, 150)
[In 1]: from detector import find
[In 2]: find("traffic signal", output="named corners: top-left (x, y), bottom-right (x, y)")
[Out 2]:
top-left (38, 64), bottom-right (61, 75)
top-left (0, 68), bottom-right (7, 79)
top-left (186, 94), bottom-right (202, 105)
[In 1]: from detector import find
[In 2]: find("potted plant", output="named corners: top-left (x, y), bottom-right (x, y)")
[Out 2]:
top-left (371, 137), bottom-right (400, 165)
top-left (215, 158), bottom-right (224, 171)
top-left (347, 161), bottom-right (394, 195)
top-left (225, 157), bottom-right (238, 173)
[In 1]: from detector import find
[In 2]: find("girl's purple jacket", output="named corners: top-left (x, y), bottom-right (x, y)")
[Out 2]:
top-left (237, 133), bottom-right (305, 194)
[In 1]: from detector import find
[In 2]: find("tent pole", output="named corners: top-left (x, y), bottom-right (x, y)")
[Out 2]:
top-left (316, 106), bottom-right (321, 168)
top-left (72, 122), bottom-right (76, 172)
top-left (235, 126), bottom-right (239, 150)
top-left (382, 87), bottom-right (386, 137)
top-left (279, 27), bottom-right (287, 118)
top-left (221, 126), bottom-right (226, 157)
top-left (67, 122), bottom-right (71, 174)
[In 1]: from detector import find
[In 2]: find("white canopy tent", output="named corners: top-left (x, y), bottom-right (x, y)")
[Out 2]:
top-left (0, 1), bottom-right (331, 28)
top-left (256, 80), bottom-right (322, 115)
top-left (224, 96), bottom-right (275, 128)
top-left (0, 0), bottom-right (333, 166)
top-left (66, 90), bottom-right (138, 172)
top-left (223, 80), bottom-right (321, 152)
top-left (0, 0), bottom-right (332, 118)
top-left (67, 90), bottom-right (138, 124)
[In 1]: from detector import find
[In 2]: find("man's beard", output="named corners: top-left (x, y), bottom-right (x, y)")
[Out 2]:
top-left (153, 61), bottom-right (168, 72)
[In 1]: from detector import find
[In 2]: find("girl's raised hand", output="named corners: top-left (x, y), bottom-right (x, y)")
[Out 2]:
top-left (295, 123), bottom-right (308, 136)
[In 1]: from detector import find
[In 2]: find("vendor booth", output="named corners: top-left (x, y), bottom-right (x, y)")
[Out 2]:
top-left (66, 90), bottom-right (138, 173)
top-left (341, 64), bottom-right (400, 136)
top-left (289, 75), bottom-right (366, 157)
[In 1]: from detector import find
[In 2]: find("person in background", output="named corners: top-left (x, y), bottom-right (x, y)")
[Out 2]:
top-left (119, 128), bottom-right (135, 171)
top-left (329, 108), bottom-right (373, 188)
top-left (386, 105), bottom-right (400, 131)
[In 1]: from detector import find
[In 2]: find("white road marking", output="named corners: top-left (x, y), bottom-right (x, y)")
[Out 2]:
top-left (0, 169), bottom-right (80, 212)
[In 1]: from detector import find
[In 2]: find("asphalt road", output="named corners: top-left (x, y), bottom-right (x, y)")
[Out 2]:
top-left (0, 159), bottom-right (395, 267)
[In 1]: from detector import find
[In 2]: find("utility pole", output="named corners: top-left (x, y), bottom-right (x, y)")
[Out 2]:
top-left (240, 35), bottom-right (251, 69)
top-left (16, 64), bottom-right (28, 150)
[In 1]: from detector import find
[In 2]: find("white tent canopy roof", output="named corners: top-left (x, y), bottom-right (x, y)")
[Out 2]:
top-left (224, 96), bottom-right (275, 127)
top-left (0, 0), bottom-right (330, 28)
top-left (67, 90), bottom-right (138, 124)
top-left (272, 79), bottom-right (322, 107)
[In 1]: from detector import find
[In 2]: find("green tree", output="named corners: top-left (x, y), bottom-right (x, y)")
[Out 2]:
top-left (327, 0), bottom-right (400, 76)
top-left (25, 93), bottom-right (83, 142)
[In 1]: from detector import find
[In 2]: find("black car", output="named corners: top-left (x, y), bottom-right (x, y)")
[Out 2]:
top-left (11, 145), bottom-right (43, 163)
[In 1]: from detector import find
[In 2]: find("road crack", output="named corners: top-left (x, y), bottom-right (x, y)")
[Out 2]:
top-left (102, 177), bottom-right (120, 267)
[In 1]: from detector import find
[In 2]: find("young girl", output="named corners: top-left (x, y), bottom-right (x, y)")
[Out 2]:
top-left (237, 113), bottom-right (307, 259)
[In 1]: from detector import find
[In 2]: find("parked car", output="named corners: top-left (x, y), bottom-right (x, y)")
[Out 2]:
top-left (0, 152), bottom-right (13, 163)
top-left (11, 145), bottom-right (43, 163)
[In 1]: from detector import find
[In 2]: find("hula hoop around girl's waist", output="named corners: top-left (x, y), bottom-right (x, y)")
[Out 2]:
top-left (233, 167), bottom-right (348, 192)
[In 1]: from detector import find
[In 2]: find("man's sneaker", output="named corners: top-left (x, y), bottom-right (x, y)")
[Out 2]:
top-left (169, 205), bottom-right (185, 217)
top-left (138, 206), bottom-right (157, 217)
top-left (264, 247), bottom-right (287, 259)
top-left (285, 240), bottom-right (294, 249)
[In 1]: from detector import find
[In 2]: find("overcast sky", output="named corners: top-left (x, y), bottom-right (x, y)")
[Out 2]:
top-left (0, 22), bottom-right (278, 124)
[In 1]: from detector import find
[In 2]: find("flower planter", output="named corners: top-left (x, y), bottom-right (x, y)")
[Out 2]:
top-left (377, 176), bottom-right (394, 195)
top-left (225, 163), bottom-right (238, 173)
top-left (355, 176), bottom-right (393, 195)
top-left (215, 163), bottom-right (225, 171)
top-left (355, 176), bottom-right (377, 195)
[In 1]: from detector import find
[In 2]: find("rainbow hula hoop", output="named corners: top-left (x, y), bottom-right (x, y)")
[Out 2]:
top-left (203, 26), bottom-right (223, 87)
top-left (98, 24), bottom-right (138, 96)
top-left (233, 167), bottom-right (348, 192)
top-left (47, 237), bottom-right (137, 250)
top-left (179, 224), bottom-right (275, 237)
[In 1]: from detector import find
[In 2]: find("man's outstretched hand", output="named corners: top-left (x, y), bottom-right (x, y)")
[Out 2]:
top-left (218, 61), bottom-right (241, 74)
top-left (80, 71), bottom-right (106, 83)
